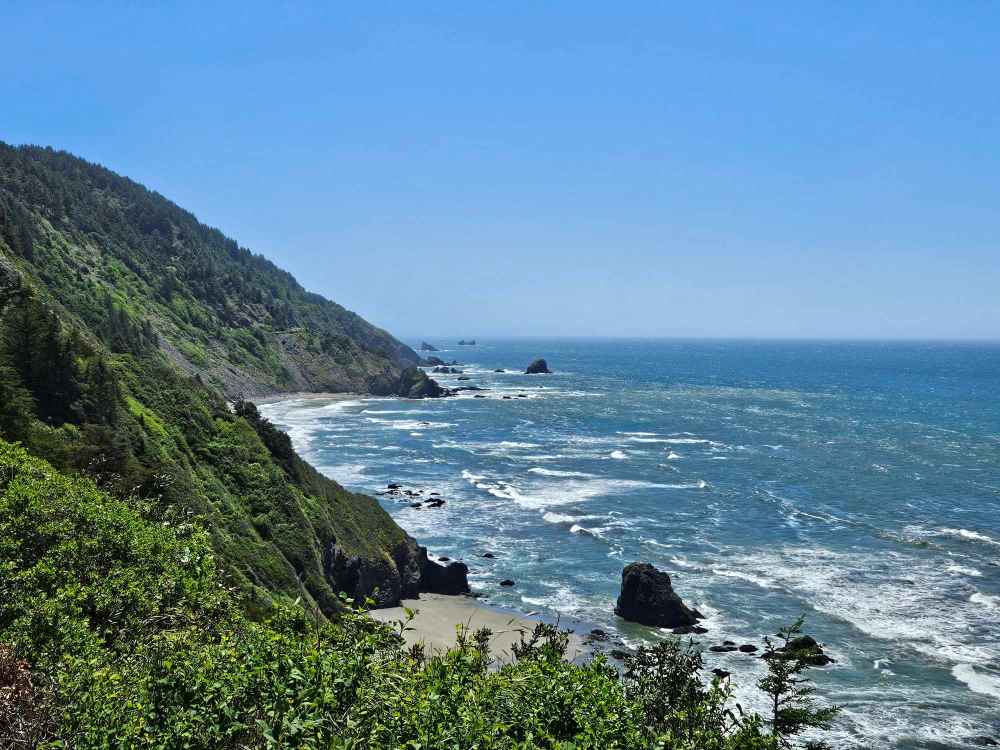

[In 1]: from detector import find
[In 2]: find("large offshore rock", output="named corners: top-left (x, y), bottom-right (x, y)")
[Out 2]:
top-left (614, 562), bottom-right (701, 628)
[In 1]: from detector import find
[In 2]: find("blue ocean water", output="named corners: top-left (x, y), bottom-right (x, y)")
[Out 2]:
top-left (260, 339), bottom-right (1000, 748)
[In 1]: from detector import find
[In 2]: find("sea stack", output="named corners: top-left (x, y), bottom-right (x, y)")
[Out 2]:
top-left (525, 358), bottom-right (552, 374)
top-left (420, 341), bottom-right (439, 351)
top-left (614, 562), bottom-right (702, 628)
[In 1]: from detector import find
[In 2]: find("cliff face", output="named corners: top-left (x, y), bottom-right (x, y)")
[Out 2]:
top-left (0, 143), bottom-right (451, 614)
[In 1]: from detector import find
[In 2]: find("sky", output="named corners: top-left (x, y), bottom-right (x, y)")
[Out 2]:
top-left (3, 2), bottom-right (999, 340)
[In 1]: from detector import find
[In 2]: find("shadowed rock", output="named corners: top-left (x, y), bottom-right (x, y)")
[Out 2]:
top-left (525, 358), bottom-right (552, 374)
top-left (614, 562), bottom-right (702, 628)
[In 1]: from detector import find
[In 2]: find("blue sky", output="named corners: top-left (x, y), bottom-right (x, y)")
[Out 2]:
top-left (4, 2), bottom-right (998, 339)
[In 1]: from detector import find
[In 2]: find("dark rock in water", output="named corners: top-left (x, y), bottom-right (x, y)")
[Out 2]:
top-left (425, 499), bottom-right (445, 508)
top-left (609, 648), bottom-right (630, 661)
top-left (420, 557), bottom-right (470, 595)
top-left (422, 356), bottom-right (446, 366)
top-left (712, 668), bottom-right (731, 679)
top-left (499, 579), bottom-right (515, 587)
top-left (438, 556), bottom-right (450, 562)
top-left (494, 368), bottom-right (505, 372)
top-left (420, 341), bottom-right (439, 351)
top-left (475, 394), bottom-right (487, 398)
top-left (762, 634), bottom-right (835, 666)
top-left (739, 644), bottom-right (758, 653)
top-left (482, 552), bottom-right (496, 558)
top-left (588, 628), bottom-right (610, 642)
top-left (388, 483), bottom-right (402, 489)
top-left (394, 367), bottom-right (449, 399)
top-left (458, 339), bottom-right (476, 346)
top-left (502, 395), bottom-right (512, 399)
top-left (409, 502), bottom-right (422, 508)
top-left (710, 645), bottom-right (738, 653)
top-left (432, 366), bottom-right (463, 374)
top-left (454, 385), bottom-right (487, 392)
top-left (614, 562), bottom-right (702, 628)
top-left (457, 376), bottom-right (471, 381)
top-left (672, 625), bottom-right (709, 635)
top-left (525, 358), bottom-right (552, 374)
top-left (723, 640), bottom-right (736, 646)
top-left (971, 737), bottom-right (999, 747)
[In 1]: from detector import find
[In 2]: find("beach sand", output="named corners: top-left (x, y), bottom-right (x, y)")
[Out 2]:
top-left (370, 593), bottom-right (588, 662)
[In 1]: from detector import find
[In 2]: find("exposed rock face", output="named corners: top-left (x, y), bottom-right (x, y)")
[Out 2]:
top-left (420, 341), bottom-right (439, 351)
top-left (763, 635), bottom-right (835, 666)
top-left (323, 537), bottom-right (470, 605)
top-left (614, 562), bottom-right (702, 628)
top-left (458, 339), bottom-right (476, 345)
top-left (525, 358), bottom-right (552, 374)
top-left (422, 356), bottom-right (446, 366)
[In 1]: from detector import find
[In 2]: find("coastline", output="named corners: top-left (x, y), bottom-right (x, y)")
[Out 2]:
top-left (370, 593), bottom-right (589, 662)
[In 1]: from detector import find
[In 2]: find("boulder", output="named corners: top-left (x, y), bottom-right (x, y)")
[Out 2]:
top-left (499, 579), bottom-right (515, 587)
top-left (762, 634), bottom-right (835, 666)
top-left (672, 625), bottom-right (709, 635)
top-left (420, 558), bottom-right (470, 595)
top-left (712, 668), bottom-right (731, 679)
top-left (482, 552), bottom-right (496, 558)
top-left (739, 644), bottom-right (758, 653)
top-left (710, 645), bottom-right (737, 653)
top-left (525, 358), bottom-right (552, 374)
top-left (614, 562), bottom-right (702, 628)
top-left (420, 341), bottom-right (439, 351)
top-left (422, 356), bottom-right (446, 366)
top-left (458, 339), bottom-right (476, 346)
top-left (494, 368), bottom-right (505, 372)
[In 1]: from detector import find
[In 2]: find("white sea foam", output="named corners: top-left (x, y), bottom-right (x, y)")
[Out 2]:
top-left (665, 451), bottom-right (683, 460)
top-left (618, 431), bottom-right (658, 436)
top-left (528, 467), bottom-right (595, 478)
top-left (627, 437), bottom-right (673, 443)
top-left (952, 664), bottom-right (1000, 698)
top-left (314, 462), bottom-right (370, 488)
top-left (970, 592), bottom-right (1000, 609)
top-left (946, 564), bottom-right (983, 577)
top-left (364, 418), bottom-right (455, 430)
top-left (939, 527), bottom-right (1000, 547)
top-left (609, 450), bottom-right (629, 460)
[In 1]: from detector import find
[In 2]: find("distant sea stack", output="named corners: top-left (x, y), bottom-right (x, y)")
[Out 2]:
top-left (458, 339), bottom-right (476, 345)
top-left (614, 562), bottom-right (703, 628)
top-left (525, 358), bottom-right (552, 374)
top-left (420, 341), bottom-right (439, 351)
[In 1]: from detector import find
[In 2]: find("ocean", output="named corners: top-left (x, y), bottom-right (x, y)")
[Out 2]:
top-left (259, 338), bottom-right (1000, 749)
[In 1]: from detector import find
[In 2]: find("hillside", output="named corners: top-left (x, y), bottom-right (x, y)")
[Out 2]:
top-left (0, 142), bottom-right (427, 398)
top-left (0, 143), bottom-right (453, 618)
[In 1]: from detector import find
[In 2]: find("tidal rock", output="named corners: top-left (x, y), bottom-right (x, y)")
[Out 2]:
top-left (614, 562), bottom-right (702, 628)
top-left (499, 579), bottom-right (515, 587)
top-left (710, 645), bottom-right (738, 653)
top-left (458, 339), bottom-right (476, 346)
top-left (457, 376), bottom-right (471, 381)
top-left (672, 625), bottom-right (709, 635)
top-left (482, 552), bottom-right (496, 558)
top-left (609, 648), bottom-right (630, 661)
top-left (494, 368), bottom-right (505, 372)
top-left (388, 483), bottom-right (402, 489)
top-left (438, 556), bottom-right (450, 562)
top-left (420, 341), bottom-right (439, 351)
top-left (525, 358), bottom-right (552, 374)
top-left (712, 668), bottom-right (731, 679)
top-left (421, 558), bottom-right (470, 595)
top-left (762, 634), bottom-right (835, 666)
top-left (739, 644), bottom-right (758, 653)
top-left (588, 629), bottom-right (610, 642)
top-left (395, 367), bottom-right (448, 398)
top-left (422, 356), bottom-right (446, 366)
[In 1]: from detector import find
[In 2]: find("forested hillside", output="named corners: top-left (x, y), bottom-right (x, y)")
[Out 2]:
top-left (0, 143), bottom-right (448, 618)
top-left (0, 142), bottom-right (421, 398)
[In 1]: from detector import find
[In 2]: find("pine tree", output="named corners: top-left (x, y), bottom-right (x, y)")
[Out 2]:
top-left (757, 618), bottom-right (839, 748)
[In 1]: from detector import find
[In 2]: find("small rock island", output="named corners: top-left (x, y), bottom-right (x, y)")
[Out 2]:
top-left (525, 358), bottom-right (552, 374)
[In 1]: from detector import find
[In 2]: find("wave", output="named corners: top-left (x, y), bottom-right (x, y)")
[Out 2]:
top-left (952, 664), bottom-right (1000, 699)
top-left (609, 450), bottom-right (629, 460)
top-left (364, 418), bottom-right (455, 430)
top-left (528, 467), bottom-right (595, 478)
top-left (946, 564), bottom-right (983, 577)
top-left (970, 592), bottom-right (1000, 609)
top-left (939, 527), bottom-right (1000, 547)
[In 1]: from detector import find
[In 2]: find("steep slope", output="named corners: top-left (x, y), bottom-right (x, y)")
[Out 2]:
top-left (0, 143), bottom-right (457, 616)
top-left (0, 142), bottom-right (423, 398)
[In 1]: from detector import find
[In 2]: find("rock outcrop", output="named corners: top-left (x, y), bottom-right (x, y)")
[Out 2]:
top-left (525, 358), bottom-right (552, 374)
top-left (614, 562), bottom-right (702, 628)
top-left (763, 635), bottom-right (835, 666)
top-left (373, 367), bottom-right (449, 399)
top-left (420, 341), bottom-right (439, 351)
top-left (458, 339), bottom-right (476, 346)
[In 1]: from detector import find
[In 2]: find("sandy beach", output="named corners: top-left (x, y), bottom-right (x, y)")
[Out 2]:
top-left (370, 593), bottom-right (588, 662)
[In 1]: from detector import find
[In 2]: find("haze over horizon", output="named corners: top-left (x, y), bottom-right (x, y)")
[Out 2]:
top-left (4, 2), bottom-right (998, 340)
